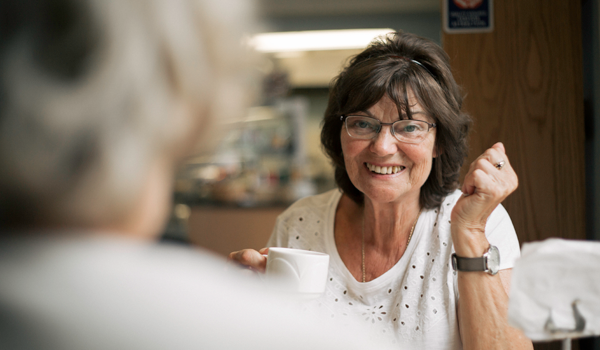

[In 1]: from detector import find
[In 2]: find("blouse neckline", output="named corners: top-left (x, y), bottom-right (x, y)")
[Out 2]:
top-left (323, 190), bottom-right (427, 292)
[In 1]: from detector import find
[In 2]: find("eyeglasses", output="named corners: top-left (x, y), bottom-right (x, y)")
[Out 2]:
top-left (341, 115), bottom-right (436, 144)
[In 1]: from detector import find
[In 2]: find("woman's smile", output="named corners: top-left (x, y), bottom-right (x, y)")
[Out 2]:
top-left (365, 162), bottom-right (406, 175)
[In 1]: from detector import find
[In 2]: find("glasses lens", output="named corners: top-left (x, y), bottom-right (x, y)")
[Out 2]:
top-left (345, 116), bottom-right (379, 139)
top-left (392, 120), bottom-right (429, 143)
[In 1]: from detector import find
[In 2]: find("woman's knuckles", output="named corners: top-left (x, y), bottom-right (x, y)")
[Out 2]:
top-left (469, 168), bottom-right (492, 185)
top-left (237, 249), bottom-right (261, 266)
top-left (473, 158), bottom-right (490, 170)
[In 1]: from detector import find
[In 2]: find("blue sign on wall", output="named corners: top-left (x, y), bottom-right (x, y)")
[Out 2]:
top-left (444, 0), bottom-right (494, 33)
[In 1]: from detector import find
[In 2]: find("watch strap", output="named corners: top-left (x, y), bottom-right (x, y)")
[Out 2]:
top-left (451, 253), bottom-right (486, 272)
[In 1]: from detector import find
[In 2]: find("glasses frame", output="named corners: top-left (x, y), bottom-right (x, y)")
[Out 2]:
top-left (340, 115), bottom-right (436, 144)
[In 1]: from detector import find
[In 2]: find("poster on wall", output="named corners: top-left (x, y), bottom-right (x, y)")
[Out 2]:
top-left (444, 0), bottom-right (494, 33)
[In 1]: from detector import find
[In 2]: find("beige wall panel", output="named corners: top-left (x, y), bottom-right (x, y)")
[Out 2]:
top-left (188, 207), bottom-right (284, 257)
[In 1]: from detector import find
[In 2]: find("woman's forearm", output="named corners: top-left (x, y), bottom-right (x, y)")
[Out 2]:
top-left (451, 225), bottom-right (532, 350)
top-left (457, 270), bottom-right (533, 350)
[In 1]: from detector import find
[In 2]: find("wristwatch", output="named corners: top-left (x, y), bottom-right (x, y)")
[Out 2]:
top-left (451, 244), bottom-right (500, 275)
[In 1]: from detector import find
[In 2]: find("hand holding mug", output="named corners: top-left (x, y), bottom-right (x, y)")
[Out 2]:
top-left (228, 247), bottom-right (269, 273)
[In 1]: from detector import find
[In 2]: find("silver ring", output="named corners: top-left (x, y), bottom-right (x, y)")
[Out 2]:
top-left (495, 160), bottom-right (505, 170)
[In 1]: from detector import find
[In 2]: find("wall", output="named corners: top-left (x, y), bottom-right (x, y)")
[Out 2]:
top-left (443, 1), bottom-right (586, 246)
top-left (188, 207), bottom-right (284, 257)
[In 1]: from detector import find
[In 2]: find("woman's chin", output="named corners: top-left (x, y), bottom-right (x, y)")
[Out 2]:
top-left (362, 187), bottom-right (417, 205)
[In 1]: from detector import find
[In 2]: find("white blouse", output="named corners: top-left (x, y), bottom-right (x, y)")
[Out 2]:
top-left (267, 189), bottom-right (521, 349)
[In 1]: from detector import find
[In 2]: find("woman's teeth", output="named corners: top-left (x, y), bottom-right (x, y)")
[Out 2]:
top-left (366, 163), bottom-right (405, 174)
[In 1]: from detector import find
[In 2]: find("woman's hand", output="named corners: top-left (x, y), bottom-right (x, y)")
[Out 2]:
top-left (227, 247), bottom-right (269, 273)
top-left (451, 142), bottom-right (518, 257)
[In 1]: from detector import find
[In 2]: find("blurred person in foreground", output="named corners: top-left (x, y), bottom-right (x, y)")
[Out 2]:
top-left (230, 32), bottom-right (533, 349)
top-left (0, 1), bottom-right (394, 349)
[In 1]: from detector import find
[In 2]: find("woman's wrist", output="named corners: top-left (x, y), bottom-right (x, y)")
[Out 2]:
top-left (451, 225), bottom-right (490, 257)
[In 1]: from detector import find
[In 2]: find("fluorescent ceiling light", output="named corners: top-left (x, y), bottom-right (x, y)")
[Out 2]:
top-left (250, 29), bottom-right (395, 53)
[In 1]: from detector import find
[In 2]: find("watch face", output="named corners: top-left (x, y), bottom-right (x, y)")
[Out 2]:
top-left (485, 245), bottom-right (500, 275)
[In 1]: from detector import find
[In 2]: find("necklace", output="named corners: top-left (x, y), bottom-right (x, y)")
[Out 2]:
top-left (361, 210), bottom-right (421, 283)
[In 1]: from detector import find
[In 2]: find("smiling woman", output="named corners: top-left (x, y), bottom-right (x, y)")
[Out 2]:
top-left (230, 32), bottom-right (533, 350)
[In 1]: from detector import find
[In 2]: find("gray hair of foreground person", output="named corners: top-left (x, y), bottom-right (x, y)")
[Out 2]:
top-left (0, 0), bottom-right (255, 231)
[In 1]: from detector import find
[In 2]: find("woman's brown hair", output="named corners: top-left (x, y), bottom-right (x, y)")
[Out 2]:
top-left (320, 32), bottom-right (471, 209)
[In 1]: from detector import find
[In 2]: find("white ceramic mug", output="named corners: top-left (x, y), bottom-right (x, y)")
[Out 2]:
top-left (265, 247), bottom-right (329, 299)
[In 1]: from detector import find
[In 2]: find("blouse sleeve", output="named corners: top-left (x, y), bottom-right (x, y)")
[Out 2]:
top-left (484, 204), bottom-right (521, 270)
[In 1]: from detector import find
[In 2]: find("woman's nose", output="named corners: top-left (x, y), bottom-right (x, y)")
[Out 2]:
top-left (370, 125), bottom-right (398, 155)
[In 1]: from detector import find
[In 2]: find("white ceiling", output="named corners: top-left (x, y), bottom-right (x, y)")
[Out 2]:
top-left (273, 49), bottom-right (363, 87)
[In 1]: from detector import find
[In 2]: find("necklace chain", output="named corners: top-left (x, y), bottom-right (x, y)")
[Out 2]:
top-left (361, 210), bottom-right (421, 283)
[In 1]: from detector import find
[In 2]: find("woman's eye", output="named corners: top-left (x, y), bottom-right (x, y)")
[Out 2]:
top-left (350, 118), bottom-right (375, 129)
top-left (403, 125), bottom-right (418, 133)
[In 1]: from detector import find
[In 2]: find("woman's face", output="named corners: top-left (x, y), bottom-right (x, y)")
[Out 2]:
top-left (340, 92), bottom-right (437, 205)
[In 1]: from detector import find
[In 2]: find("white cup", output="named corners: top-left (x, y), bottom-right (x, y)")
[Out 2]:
top-left (265, 247), bottom-right (329, 299)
